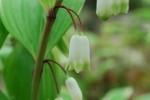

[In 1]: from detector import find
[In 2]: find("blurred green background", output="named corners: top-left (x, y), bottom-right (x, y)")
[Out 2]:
top-left (1, 0), bottom-right (150, 100)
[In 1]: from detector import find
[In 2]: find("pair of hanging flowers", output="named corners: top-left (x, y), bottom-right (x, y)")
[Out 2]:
top-left (96, 0), bottom-right (129, 20)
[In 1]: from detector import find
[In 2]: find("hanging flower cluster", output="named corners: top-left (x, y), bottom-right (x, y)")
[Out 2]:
top-left (96, 0), bottom-right (129, 20)
top-left (67, 35), bottom-right (90, 73)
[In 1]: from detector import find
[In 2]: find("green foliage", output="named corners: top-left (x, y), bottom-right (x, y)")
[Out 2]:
top-left (102, 87), bottom-right (133, 100)
top-left (0, 19), bottom-right (8, 48)
top-left (56, 36), bottom-right (69, 56)
top-left (0, 91), bottom-right (9, 100)
top-left (0, 0), bottom-right (45, 58)
top-left (4, 45), bottom-right (34, 100)
top-left (133, 93), bottom-right (150, 100)
top-left (133, 8), bottom-right (150, 20)
top-left (60, 88), bottom-right (72, 100)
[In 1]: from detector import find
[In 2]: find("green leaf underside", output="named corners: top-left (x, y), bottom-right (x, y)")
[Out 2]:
top-left (4, 45), bottom-right (34, 100)
top-left (0, 19), bottom-right (8, 49)
top-left (0, 0), bottom-right (85, 59)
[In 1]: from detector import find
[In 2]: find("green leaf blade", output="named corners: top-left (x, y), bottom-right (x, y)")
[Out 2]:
top-left (0, 19), bottom-right (8, 48)
top-left (0, 0), bottom-right (44, 58)
top-left (4, 45), bottom-right (34, 100)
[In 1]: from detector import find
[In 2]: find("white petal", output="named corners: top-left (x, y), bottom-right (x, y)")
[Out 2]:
top-left (81, 36), bottom-right (90, 63)
top-left (66, 77), bottom-right (82, 100)
top-left (69, 35), bottom-right (81, 63)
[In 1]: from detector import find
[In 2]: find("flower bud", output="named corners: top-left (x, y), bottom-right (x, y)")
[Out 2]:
top-left (66, 77), bottom-right (82, 100)
top-left (96, 0), bottom-right (113, 20)
top-left (39, 0), bottom-right (57, 11)
top-left (55, 97), bottom-right (64, 100)
top-left (67, 35), bottom-right (90, 73)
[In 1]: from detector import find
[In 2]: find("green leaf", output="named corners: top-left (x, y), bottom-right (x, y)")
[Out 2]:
top-left (102, 87), bottom-right (134, 100)
top-left (133, 93), bottom-right (150, 100)
top-left (56, 35), bottom-right (69, 56)
top-left (0, 45), bottom-right (13, 72)
top-left (0, 0), bottom-right (45, 58)
top-left (60, 87), bottom-right (72, 100)
top-left (0, 19), bottom-right (8, 48)
top-left (4, 44), bottom-right (34, 100)
top-left (0, 91), bottom-right (9, 100)
top-left (0, 0), bottom-right (85, 58)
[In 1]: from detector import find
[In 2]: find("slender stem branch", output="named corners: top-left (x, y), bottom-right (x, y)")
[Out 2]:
top-left (45, 61), bottom-right (60, 94)
top-left (55, 5), bottom-right (77, 29)
top-left (31, 0), bottom-right (62, 98)
top-left (68, 8), bottom-right (83, 30)
top-left (44, 59), bottom-right (67, 75)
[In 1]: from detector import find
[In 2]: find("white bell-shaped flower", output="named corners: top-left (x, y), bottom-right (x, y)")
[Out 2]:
top-left (66, 77), bottom-right (82, 100)
top-left (96, 0), bottom-right (113, 20)
top-left (67, 35), bottom-right (90, 73)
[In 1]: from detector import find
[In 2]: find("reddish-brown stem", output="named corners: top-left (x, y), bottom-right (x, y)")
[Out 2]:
top-left (68, 8), bottom-right (83, 31)
top-left (44, 59), bottom-right (67, 75)
top-left (44, 61), bottom-right (60, 94)
top-left (55, 5), bottom-right (77, 29)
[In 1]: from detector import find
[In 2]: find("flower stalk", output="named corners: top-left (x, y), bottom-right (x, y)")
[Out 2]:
top-left (31, 1), bottom-right (62, 100)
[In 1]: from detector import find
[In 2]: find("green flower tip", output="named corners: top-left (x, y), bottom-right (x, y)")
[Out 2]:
top-left (39, 0), bottom-right (57, 11)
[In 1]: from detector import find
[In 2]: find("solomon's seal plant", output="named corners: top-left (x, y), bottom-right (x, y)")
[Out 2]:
top-left (0, 0), bottom-right (130, 99)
